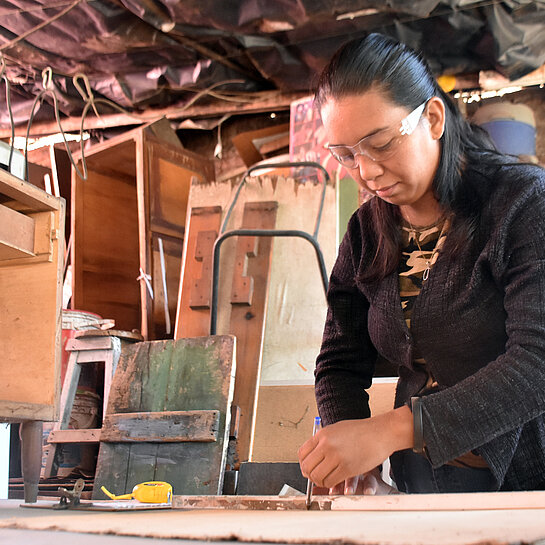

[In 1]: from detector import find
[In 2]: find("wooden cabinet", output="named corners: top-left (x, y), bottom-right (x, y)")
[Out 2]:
top-left (0, 169), bottom-right (64, 421)
top-left (0, 168), bottom-right (65, 501)
top-left (71, 118), bottom-right (214, 340)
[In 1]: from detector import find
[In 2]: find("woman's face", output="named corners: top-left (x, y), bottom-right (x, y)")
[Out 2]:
top-left (320, 89), bottom-right (445, 219)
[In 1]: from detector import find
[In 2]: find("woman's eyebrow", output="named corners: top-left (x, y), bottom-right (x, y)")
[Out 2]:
top-left (329, 124), bottom-right (391, 147)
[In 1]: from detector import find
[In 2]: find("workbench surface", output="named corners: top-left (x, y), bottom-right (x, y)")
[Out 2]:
top-left (1, 495), bottom-right (545, 545)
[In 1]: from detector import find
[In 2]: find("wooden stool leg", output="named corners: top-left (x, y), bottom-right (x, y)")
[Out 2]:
top-left (102, 337), bottom-right (121, 417)
top-left (20, 420), bottom-right (42, 503)
top-left (43, 349), bottom-right (83, 478)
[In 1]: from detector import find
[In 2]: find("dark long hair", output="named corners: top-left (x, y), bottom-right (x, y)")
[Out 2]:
top-left (316, 33), bottom-right (501, 282)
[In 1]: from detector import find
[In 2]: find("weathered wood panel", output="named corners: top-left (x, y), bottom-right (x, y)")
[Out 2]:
top-left (92, 335), bottom-right (235, 499)
top-left (101, 410), bottom-right (220, 442)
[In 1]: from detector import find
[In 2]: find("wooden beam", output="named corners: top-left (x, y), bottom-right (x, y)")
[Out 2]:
top-left (0, 91), bottom-right (307, 138)
top-left (100, 410), bottom-right (221, 443)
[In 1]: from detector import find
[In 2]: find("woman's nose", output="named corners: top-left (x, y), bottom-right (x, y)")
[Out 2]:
top-left (354, 153), bottom-right (383, 181)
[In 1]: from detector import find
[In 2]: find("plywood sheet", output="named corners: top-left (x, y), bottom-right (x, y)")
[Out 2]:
top-left (251, 381), bottom-right (396, 462)
top-left (92, 336), bottom-right (236, 498)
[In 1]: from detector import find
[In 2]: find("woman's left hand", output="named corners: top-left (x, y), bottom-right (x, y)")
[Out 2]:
top-left (298, 407), bottom-right (413, 490)
top-left (329, 468), bottom-right (401, 495)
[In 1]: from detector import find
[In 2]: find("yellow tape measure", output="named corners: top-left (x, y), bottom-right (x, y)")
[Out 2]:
top-left (101, 481), bottom-right (172, 503)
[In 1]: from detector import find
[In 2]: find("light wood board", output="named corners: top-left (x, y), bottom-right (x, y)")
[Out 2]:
top-left (3, 498), bottom-right (545, 545)
top-left (173, 490), bottom-right (545, 511)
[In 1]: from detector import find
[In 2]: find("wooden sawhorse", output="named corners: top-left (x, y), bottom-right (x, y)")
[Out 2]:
top-left (43, 332), bottom-right (126, 479)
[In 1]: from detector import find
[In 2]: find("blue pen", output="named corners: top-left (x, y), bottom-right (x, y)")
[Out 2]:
top-left (305, 416), bottom-right (322, 509)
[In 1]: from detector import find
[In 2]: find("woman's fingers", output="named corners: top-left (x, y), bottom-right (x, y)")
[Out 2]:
top-left (361, 472), bottom-right (379, 495)
top-left (343, 475), bottom-right (359, 495)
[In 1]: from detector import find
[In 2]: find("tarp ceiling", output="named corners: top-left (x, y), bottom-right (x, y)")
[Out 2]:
top-left (0, 0), bottom-right (544, 131)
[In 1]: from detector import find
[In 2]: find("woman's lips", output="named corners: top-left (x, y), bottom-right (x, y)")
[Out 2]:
top-left (374, 183), bottom-right (398, 198)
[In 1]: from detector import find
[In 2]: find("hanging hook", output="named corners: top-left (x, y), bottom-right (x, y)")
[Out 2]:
top-left (73, 72), bottom-right (100, 120)
top-left (41, 67), bottom-right (54, 90)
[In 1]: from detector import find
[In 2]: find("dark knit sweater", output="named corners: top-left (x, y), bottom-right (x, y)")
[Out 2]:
top-left (315, 161), bottom-right (545, 490)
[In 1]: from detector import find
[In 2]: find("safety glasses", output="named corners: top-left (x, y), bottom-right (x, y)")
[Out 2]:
top-left (326, 101), bottom-right (427, 168)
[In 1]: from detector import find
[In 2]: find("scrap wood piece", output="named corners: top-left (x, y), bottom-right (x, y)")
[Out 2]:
top-left (101, 410), bottom-right (220, 442)
top-left (173, 494), bottom-right (330, 511)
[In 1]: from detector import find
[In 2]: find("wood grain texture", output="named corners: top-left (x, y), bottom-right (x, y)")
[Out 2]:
top-left (145, 134), bottom-right (214, 339)
top-left (0, 203), bottom-right (34, 259)
top-left (92, 335), bottom-right (236, 499)
top-left (229, 201), bottom-right (278, 465)
top-left (8, 498), bottom-right (545, 545)
top-left (0, 187), bottom-right (64, 418)
top-left (174, 205), bottom-right (222, 339)
top-left (0, 168), bottom-right (60, 212)
top-left (101, 410), bottom-right (220, 442)
top-left (71, 165), bottom-right (140, 332)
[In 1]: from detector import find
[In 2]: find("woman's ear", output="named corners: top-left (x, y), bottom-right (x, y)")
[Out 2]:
top-left (425, 96), bottom-right (446, 140)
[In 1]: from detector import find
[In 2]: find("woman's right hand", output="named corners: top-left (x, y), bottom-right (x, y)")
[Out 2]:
top-left (298, 407), bottom-right (413, 489)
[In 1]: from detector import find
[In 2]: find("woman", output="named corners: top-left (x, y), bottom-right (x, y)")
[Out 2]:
top-left (298, 33), bottom-right (545, 494)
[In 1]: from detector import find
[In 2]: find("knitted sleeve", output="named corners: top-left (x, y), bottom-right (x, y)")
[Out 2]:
top-left (420, 166), bottom-right (545, 471)
top-left (314, 211), bottom-right (377, 426)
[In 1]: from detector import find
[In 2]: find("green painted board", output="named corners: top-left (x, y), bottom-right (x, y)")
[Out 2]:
top-left (92, 335), bottom-right (236, 499)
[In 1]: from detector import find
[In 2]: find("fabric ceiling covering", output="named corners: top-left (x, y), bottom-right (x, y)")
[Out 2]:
top-left (0, 0), bottom-right (544, 130)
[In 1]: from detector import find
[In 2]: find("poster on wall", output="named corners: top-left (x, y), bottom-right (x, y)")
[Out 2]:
top-left (289, 95), bottom-right (362, 245)
top-left (289, 95), bottom-right (347, 184)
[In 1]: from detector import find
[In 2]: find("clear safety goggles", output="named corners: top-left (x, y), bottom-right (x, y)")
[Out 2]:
top-left (326, 101), bottom-right (427, 168)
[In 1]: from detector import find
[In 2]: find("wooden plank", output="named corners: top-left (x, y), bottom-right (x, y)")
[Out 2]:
top-left (229, 201), bottom-right (278, 465)
top-left (0, 203), bottom-right (35, 260)
top-left (174, 206), bottom-right (222, 339)
top-left (48, 428), bottom-right (101, 443)
top-left (0, 91), bottom-right (305, 137)
top-left (231, 124), bottom-right (289, 167)
top-left (93, 335), bottom-right (236, 498)
top-left (172, 490), bottom-right (545, 512)
top-left (0, 168), bottom-right (60, 211)
top-left (0, 211), bottom-right (55, 267)
top-left (100, 410), bottom-right (220, 442)
top-left (7, 503), bottom-right (545, 545)
top-left (174, 495), bottom-right (323, 511)
top-left (151, 233), bottom-right (182, 338)
top-left (66, 336), bottom-right (113, 352)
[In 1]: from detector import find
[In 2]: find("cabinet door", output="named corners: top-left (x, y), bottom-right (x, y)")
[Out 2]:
top-left (144, 138), bottom-right (214, 339)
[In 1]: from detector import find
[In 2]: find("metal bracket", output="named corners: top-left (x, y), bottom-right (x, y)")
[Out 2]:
top-left (54, 478), bottom-right (87, 510)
